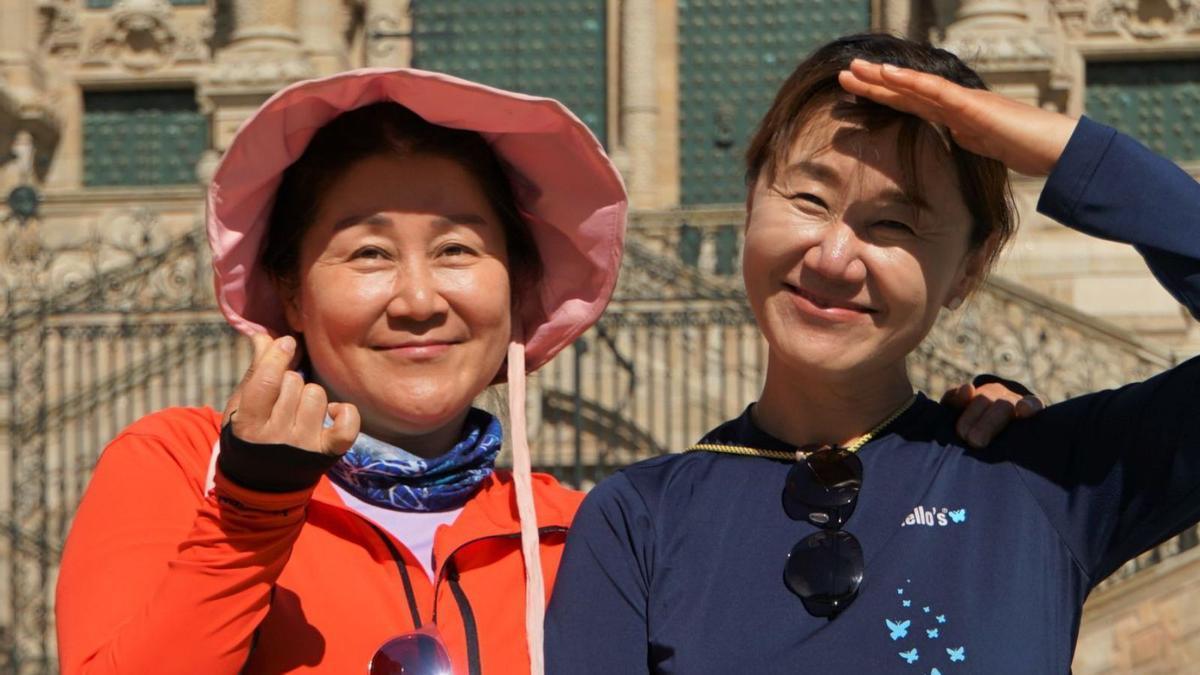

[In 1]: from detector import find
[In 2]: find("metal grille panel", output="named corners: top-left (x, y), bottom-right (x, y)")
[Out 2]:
top-left (679, 0), bottom-right (870, 205)
top-left (411, 0), bottom-right (607, 142)
top-left (83, 90), bottom-right (207, 187)
top-left (87, 0), bottom-right (205, 7)
top-left (1086, 60), bottom-right (1200, 161)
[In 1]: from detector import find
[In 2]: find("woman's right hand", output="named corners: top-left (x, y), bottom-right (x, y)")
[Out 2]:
top-left (222, 333), bottom-right (360, 456)
top-left (837, 59), bottom-right (1078, 177)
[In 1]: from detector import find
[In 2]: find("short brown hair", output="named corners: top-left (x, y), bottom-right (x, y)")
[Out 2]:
top-left (745, 33), bottom-right (1014, 274)
top-left (263, 102), bottom-right (543, 303)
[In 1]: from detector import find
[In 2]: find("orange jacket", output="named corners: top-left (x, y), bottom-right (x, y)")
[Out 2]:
top-left (56, 407), bottom-right (585, 674)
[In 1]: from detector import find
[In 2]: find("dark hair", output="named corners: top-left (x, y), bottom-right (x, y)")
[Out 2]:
top-left (263, 101), bottom-right (543, 304)
top-left (745, 33), bottom-right (1015, 277)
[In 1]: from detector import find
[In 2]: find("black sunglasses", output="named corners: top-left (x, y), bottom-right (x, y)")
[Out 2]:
top-left (782, 445), bottom-right (865, 619)
top-left (369, 626), bottom-right (452, 675)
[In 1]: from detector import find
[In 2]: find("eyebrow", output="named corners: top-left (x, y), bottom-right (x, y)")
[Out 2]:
top-left (877, 187), bottom-right (930, 212)
top-left (330, 212), bottom-right (490, 231)
top-left (783, 159), bottom-right (931, 212)
top-left (783, 160), bottom-right (843, 188)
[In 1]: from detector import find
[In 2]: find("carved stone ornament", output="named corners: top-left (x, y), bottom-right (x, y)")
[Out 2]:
top-left (1086, 0), bottom-right (1200, 39)
top-left (85, 0), bottom-right (180, 72)
top-left (202, 56), bottom-right (315, 94)
top-left (39, 0), bottom-right (83, 57)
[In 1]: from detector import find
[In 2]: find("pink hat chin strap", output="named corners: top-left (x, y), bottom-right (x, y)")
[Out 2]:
top-left (507, 336), bottom-right (545, 675)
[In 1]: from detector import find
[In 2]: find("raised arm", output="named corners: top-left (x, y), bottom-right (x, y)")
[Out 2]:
top-left (843, 59), bottom-right (1200, 582)
top-left (840, 59), bottom-right (1200, 315)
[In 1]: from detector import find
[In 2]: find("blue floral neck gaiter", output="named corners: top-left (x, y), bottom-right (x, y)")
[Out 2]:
top-left (328, 407), bottom-right (503, 512)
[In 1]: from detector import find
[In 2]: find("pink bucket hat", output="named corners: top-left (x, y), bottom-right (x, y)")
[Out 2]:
top-left (206, 68), bottom-right (627, 674)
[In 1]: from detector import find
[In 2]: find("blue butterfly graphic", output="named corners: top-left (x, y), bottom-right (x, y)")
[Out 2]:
top-left (931, 669), bottom-right (942, 675)
top-left (898, 648), bottom-right (919, 664)
top-left (948, 509), bottom-right (967, 523)
top-left (935, 614), bottom-right (947, 624)
top-left (927, 628), bottom-right (939, 639)
top-left (903, 600), bottom-right (912, 607)
top-left (897, 588), bottom-right (905, 595)
top-left (947, 646), bottom-right (966, 662)
top-left (887, 619), bottom-right (911, 641)
top-left (923, 606), bottom-right (931, 613)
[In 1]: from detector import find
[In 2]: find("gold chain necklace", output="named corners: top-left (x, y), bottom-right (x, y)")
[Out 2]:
top-left (686, 394), bottom-right (918, 461)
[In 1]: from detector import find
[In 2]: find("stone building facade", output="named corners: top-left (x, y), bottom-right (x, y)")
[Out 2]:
top-left (0, 0), bottom-right (1198, 672)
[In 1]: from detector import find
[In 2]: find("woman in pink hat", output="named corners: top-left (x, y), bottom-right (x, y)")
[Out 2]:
top-left (56, 68), bottom-right (628, 675)
top-left (56, 67), bottom-right (1030, 675)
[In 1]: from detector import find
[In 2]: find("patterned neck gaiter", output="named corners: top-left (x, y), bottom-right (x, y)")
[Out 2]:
top-left (328, 407), bottom-right (503, 512)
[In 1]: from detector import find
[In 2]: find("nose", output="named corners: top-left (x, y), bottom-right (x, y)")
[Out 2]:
top-left (803, 220), bottom-right (867, 284)
top-left (386, 261), bottom-right (450, 322)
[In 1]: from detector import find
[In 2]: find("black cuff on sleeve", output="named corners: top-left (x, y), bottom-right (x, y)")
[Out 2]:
top-left (971, 373), bottom-right (1034, 398)
top-left (218, 423), bottom-right (341, 493)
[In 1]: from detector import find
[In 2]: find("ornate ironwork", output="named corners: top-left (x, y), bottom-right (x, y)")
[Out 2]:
top-left (0, 201), bottom-right (1188, 670)
top-left (0, 207), bottom-right (242, 672)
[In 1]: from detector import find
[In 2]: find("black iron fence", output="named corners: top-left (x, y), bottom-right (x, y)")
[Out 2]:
top-left (0, 208), bottom-right (1190, 671)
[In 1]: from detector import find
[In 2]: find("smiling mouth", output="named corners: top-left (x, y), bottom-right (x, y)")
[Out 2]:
top-left (784, 283), bottom-right (876, 315)
top-left (373, 340), bottom-right (461, 358)
top-left (376, 340), bottom-right (459, 349)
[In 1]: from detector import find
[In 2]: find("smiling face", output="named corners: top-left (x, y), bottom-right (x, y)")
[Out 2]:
top-left (743, 111), bottom-right (987, 384)
top-left (281, 152), bottom-right (513, 446)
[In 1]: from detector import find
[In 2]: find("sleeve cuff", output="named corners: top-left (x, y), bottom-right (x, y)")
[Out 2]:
top-left (218, 423), bottom-right (341, 493)
top-left (1037, 116), bottom-right (1118, 225)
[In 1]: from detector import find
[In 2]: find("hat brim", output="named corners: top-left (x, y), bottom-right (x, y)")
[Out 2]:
top-left (206, 68), bottom-right (627, 373)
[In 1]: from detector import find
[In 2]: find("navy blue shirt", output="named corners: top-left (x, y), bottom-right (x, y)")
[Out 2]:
top-left (545, 117), bottom-right (1200, 674)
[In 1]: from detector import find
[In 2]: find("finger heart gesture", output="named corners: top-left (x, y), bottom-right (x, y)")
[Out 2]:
top-left (223, 333), bottom-right (360, 456)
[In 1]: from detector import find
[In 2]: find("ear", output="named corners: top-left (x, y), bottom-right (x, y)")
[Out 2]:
top-left (273, 274), bottom-right (305, 334)
top-left (946, 233), bottom-right (999, 310)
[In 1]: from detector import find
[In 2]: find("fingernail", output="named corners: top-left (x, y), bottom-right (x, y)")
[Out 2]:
top-left (882, 63), bottom-right (899, 72)
top-left (278, 336), bottom-right (296, 354)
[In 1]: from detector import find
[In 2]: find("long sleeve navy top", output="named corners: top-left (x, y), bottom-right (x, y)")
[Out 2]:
top-left (544, 117), bottom-right (1200, 674)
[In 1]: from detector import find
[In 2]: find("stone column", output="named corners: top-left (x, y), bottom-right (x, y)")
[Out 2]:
top-left (0, 0), bottom-right (38, 91)
top-left (298, 0), bottom-right (351, 76)
top-left (364, 0), bottom-right (412, 68)
top-left (199, 0), bottom-right (314, 155)
top-left (0, 0), bottom-right (60, 188)
top-left (621, 0), bottom-right (659, 209)
top-left (226, 0), bottom-right (302, 51)
top-left (951, 0), bottom-right (1030, 29)
top-left (937, 0), bottom-right (1054, 107)
top-left (879, 0), bottom-right (915, 36)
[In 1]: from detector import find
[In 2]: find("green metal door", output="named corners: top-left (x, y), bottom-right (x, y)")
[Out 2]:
top-left (1086, 60), bottom-right (1200, 161)
top-left (83, 89), bottom-right (208, 187)
top-left (679, 0), bottom-right (870, 205)
top-left (411, 0), bottom-right (607, 143)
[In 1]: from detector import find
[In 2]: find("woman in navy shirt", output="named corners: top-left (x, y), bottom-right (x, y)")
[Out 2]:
top-left (546, 34), bottom-right (1200, 673)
